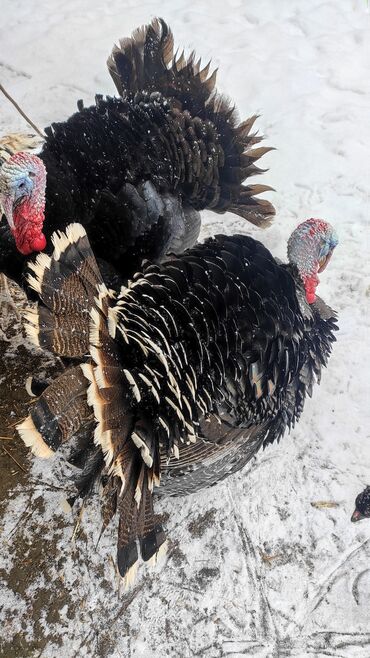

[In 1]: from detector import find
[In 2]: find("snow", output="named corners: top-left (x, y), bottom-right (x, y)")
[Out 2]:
top-left (1, 0), bottom-right (370, 656)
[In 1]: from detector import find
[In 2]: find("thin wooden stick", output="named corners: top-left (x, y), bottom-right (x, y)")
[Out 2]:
top-left (2, 445), bottom-right (28, 473)
top-left (0, 83), bottom-right (45, 138)
top-left (0, 435), bottom-right (13, 440)
top-left (8, 416), bottom-right (26, 428)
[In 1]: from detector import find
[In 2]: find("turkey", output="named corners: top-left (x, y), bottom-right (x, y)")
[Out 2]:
top-left (0, 18), bottom-right (274, 291)
top-left (17, 218), bottom-right (338, 581)
top-left (351, 486), bottom-right (370, 522)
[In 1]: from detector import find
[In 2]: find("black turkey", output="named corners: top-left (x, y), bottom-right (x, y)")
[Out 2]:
top-left (17, 218), bottom-right (338, 582)
top-left (0, 18), bottom-right (274, 289)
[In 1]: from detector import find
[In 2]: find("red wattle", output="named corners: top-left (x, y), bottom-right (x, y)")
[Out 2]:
top-left (16, 241), bottom-right (34, 256)
top-left (30, 233), bottom-right (47, 252)
top-left (304, 273), bottom-right (319, 305)
top-left (13, 201), bottom-right (46, 255)
top-left (306, 290), bottom-right (316, 304)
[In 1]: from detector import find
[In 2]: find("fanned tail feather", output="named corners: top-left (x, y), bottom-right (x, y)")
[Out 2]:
top-left (17, 366), bottom-right (91, 457)
top-left (24, 223), bottom-right (106, 357)
top-left (107, 18), bottom-right (275, 226)
top-left (107, 18), bottom-right (216, 110)
top-left (85, 283), bottom-right (166, 579)
top-left (18, 224), bottom-right (167, 581)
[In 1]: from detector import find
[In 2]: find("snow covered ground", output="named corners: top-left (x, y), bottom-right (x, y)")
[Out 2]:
top-left (0, 0), bottom-right (370, 656)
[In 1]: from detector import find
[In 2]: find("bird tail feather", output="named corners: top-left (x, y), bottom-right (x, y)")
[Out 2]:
top-left (18, 224), bottom-right (166, 581)
top-left (17, 365), bottom-right (91, 458)
top-left (107, 18), bottom-right (275, 227)
top-left (24, 223), bottom-right (106, 357)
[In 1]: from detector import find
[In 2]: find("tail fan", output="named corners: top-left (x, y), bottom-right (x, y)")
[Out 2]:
top-left (107, 18), bottom-right (215, 110)
top-left (107, 18), bottom-right (275, 227)
top-left (18, 224), bottom-right (168, 582)
top-left (24, 223), bottom-right (106, 357)
top-left (83, 281), bottom-right (167, 581)
top-left (17, 366), bottom-right (91, 458)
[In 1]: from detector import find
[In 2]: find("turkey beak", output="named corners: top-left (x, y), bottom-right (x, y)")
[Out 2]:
top-left (351, 509), bottom-right (365, 523)
top-left (1, 192), bottom-right (15, 230)
top-left (318, 250), bottom-right (333, 273)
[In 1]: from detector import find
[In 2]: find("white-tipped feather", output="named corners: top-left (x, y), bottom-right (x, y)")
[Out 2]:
top-left (147, 471), bottom-right (154, 492)
top-left (144, 365), bottom-right (161, 389)
top-left (150, 321), bottom-right (171, 355)
top-left (23, 308), bottom-right (40, 347)
top-left (184, 419), bottom-right (196, 434)
top-left (182, 395), bottom-right (193, 419)
top-left (123, 369), bottom-right (141, 403)
top-left (52, 230), bottom-right (72, 261)
top-left (94, 426), bottom-right (114, 467)
top-left (131, 432), bottom-right (153, 468)
top-left (189, 364), bottom-right (198, 389)
top-left (168, 382), bottom-right (182, 407)
top-left (185, 374), bottom-right (196, 400)
top-left (109, 460), bottom-right (126, 492)
top-left (89, 308), bottom-right (102, 347)
top-left (122, 560), bottom-right (139, 589)
top-left (136, 334), bottom-right (169, 374)
top-left (26, 274), bottom-right (42, 296)
top-left (80, 362), bottom-right (94, 383)
top-left (129, 276), bottom-right (147, 290)
top-left (187, 431), bottom-right (197, 444)
top-left (90, 345), bottom-right (102, 366)
top-left (134, 483), bottom-right (142, 507)
top-left (138, 373), bottom-right (160, 403)
top-left (94, 366), bottom-right (109, 391)
top-left (17, 415), bottom-right (54, 458)
top-left (27, 252), bottom-right (51, 294)
top-left (147, 539), bottom-right (168, 568)
top-left (89, 339), bottom-right (111, 391)
top-left (25, 376), bottom-right (36, 397)
top-left (50, 223), bottom-right (86, 260)
top-left (94, 283), bottom-right (112, 310)
top-left (203, 388), bottom-right (213, 408)
top-left (107, 306), bottom-right (119, 338)
top-left (60, 498), bottom-right (73, 514)
top-left (116, 286), bottom-right (136, 303)
top-left (65, 222), bottom-right (87, 242)
top-left (81, 363), bottom-right (114, 466)
top-left (196, 394), bottom-right (208, 415)
top-left (125, 330), bottom-right (149, 357)
top-left (165, 396), bottom-right (185, 424)
top-left (158, 416), bottom-right (170, 436)
top-left (118, 323), bottom-right (129, 344)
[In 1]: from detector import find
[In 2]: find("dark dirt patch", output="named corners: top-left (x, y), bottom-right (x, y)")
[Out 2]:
top-left (0, 284), bottom-right (74, 657)
top-left (194, 566), bottom-right (220, 589)
top-left (187, 508), bottom-right (217, 538)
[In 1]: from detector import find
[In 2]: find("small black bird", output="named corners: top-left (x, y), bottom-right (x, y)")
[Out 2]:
top-left (351, 486), bottom-right (370, 522)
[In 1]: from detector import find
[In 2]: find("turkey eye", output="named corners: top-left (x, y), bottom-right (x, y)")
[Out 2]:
top-left (18, 182), bottom-right (25, 189)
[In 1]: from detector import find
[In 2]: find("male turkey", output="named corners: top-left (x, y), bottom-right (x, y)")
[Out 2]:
top-left (0, 18), bottom-right (274, 289)
top-left (17, 218), bottom-right (338, 582)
